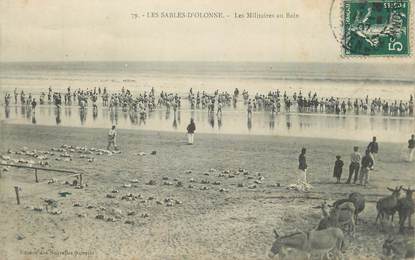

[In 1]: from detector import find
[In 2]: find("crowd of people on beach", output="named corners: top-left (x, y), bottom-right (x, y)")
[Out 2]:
top-left (3, 87), bottom-right (414, 120)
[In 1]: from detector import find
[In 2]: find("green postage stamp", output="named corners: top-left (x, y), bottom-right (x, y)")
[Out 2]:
top-left (343, 0), bottom-right (410, 56)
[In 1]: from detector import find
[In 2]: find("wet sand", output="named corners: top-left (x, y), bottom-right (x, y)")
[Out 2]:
top-left (0, 124), bottom-right (414, 259)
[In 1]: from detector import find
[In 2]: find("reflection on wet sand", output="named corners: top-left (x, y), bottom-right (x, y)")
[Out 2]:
top-left (1, 104), bottom-right (414, 142)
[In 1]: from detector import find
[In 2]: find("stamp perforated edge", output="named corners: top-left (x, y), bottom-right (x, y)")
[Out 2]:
top-left (337, 0), bottom-right (413, 59)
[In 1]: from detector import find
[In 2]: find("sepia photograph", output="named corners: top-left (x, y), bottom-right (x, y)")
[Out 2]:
top-left (0, 0), bottom-right (414, 259)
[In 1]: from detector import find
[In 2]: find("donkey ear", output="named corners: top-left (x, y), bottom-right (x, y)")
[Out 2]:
top-left (273, 229), bottom-right (279, 238)
top-left (399, 186), bottom-right (403, 191)
top-left (387, 187), bottom-right (394, 192)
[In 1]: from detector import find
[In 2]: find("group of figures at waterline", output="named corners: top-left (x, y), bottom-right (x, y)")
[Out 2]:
top-left (2, 85), bottom-right (414, 143)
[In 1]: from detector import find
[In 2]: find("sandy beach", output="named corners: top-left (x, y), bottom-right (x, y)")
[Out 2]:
top-left (0, 123), bottom-right (413, 259)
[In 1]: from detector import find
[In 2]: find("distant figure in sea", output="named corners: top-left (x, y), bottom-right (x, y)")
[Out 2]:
top-left (333, 155), bottom-right (344, 184)
top-left (408, 134), bottom-right (415, 162)
top-left (346, 146), bottom-right (361, 184)
top-left (186, 118), bottom-right (196, 145)
top-left (107, 125), bottom-right (118, 150)
top-left (359, 149), bottom-right (374, 187)
top-left (298, 148), bottom-right (308, 184)
top-left (367, 136), bottom-right (379, 167)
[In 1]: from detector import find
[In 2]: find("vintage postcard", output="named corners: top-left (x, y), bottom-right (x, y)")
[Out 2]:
top-left (0, 0), bottom-right (414, 259)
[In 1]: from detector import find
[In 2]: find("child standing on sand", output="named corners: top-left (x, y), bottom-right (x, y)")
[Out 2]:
top-left (186, 118), bottom-right (196, 145)
top-left (333, 155), bottom-right (344, 184)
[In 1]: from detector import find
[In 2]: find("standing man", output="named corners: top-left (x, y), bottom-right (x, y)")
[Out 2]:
top-left (346, 146), bottom-right (361, 184)
top-left (107, 125), bottom-right (118, 150)
top-left (367, 136), bottom-right (379, 166)
top-left (298, 148), bottom-right (308, 184)
top-left (359, 149), bottom-right (374, 187)
top-left (186, 118), bottom-right (196, 145)
top-left (408, 134), bottom-right (415, 162)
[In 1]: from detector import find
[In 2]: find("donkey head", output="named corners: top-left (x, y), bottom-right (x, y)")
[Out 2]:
top-left (402, 187), bottom-right (415, 198)
top-left (387, 186), bottom-right (403, 198)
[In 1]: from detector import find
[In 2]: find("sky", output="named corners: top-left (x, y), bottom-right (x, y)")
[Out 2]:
top-left (0, 0), bottom-right (414, 64)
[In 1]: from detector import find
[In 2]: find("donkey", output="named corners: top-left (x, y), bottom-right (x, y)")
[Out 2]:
top-left (376, 186), bottom-right (402, 225)
top-left (269, 227), bottom-right (344, 259)
top-left (397, 187), bottom-right (415, 233)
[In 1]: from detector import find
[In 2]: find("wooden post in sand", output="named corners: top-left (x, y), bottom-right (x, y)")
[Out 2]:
top-left (34, 169), bottom-right (38, 183)
top-left (14, 186), bottom-right (20, 205)
top-left (79, 173), bottom-right (83, 186)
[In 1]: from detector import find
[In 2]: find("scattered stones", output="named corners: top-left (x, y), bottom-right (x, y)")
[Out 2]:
top-left (146, 180), bottom-right (156, 185)
top-left (96, 214), bottom-right (105, 220)
top-left (137, 152), bottom-right (146, 156)
top-left (237, 183), bottom-right (244, 187)
top-left (73, 202), bottom-right (82, 207)
top-left (248, 184), bottom-right (257, 189)
top-left (219, 188), bottom-right (227, 192)
top-left (33, 207), bottom-right (43, 212)
top-left (201, 179), bottom-right (210, 184)
top-left (189, 178), bottom-right (195, 183)
top-left (58, 191), bottom-right (71, 197)
top-left (130, 179), bottom-right (139, 183)
top-left (163, 181), bottom-right (173, 186)
top-left (162, 176), bottom-right (169, 180)
top-left (106, 194), bottom-right (116, 199)
top-left (123, 184), bottom-right (132, 188)
top-left (185, 170), bottom-right (192, 174)
top-left (121, 193), bottom-right (141, 201)
top-left (106, 217), bottom-right (116, 222)
top-left (141, 213), bottom-right (149, 218)
top-left (156, 200), bottom-right (163, 205)
top-left (49, 209), bottom-right (62, 215)
top-left (16, 233), bottom-right (25, 240)
top-left (254, 180), bottom-right (262, 184)
top-left (188, 185), bottom-right (194, 188)
top-left (86, 205), bottom-right (94, 209)
top-left (111, 189), bottom-right (119, 193)
top-left (176, 181), bottom-right (183, 187)
top-left (125, 220), bottom-right (134, 225)
top-left (204, 173), bottom-right (210, 176)
top-left (127, 211), bottom-right (136, 216)
top-left (200, 186), bottom-right (209, 190)
top-left (150, 151), bottom-right (157, 155)
top-left (76, 213), bottom-right (86, 218)
top-left (213, 181), bottom-right (221, 185)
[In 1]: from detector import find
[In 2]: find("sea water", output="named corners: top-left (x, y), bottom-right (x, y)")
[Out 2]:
top-left (0, 62), bottom-right (414, 143)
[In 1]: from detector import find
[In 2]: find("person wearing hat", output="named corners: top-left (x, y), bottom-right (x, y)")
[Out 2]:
top-left (346, 146), bottom-right (361, 184)
top-left (107, 125), bottom-right (118, 150)
top-left (333, 155), bottom-right (344, 184)
top-left (186, 118), bottom-right (196, 145)
top-left (367, 136), bottom-right (379, 166)
top-left (360, 149), bottom-right (374, 187)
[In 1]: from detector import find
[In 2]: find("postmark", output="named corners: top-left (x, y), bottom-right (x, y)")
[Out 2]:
top-left (342, 0), bottom-right (410, 56)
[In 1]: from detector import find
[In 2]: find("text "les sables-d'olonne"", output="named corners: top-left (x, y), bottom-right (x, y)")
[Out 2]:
top-left (130, 11), bottom-right (299, 19)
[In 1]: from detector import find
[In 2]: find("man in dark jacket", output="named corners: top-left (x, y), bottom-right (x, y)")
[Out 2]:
top-left (186, 118), bottom-right (196, 145)
top-left (298, 148), bottom-right (308, 184)
top-left (359, 149), bottom-right (374, 186)
top-left (367, 136), bottom-right (379, 166)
